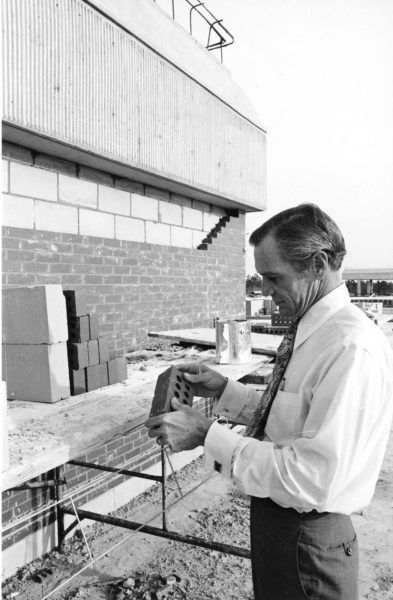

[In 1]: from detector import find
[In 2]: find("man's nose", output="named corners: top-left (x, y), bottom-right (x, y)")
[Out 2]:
top-left (261, 279), bottom-right (273, 297)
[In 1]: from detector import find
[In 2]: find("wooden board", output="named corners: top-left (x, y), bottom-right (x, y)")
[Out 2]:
top-left (149, 327), bottom-right (282, 356)
top-left (2, 355), bottom-right (269, 490)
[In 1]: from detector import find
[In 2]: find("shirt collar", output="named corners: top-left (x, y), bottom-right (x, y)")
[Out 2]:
top-left (294, 283), bottom-right (350, 350)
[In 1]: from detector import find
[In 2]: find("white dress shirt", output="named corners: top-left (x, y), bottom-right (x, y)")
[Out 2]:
top-left (204, 284), bottom-right (393, 514)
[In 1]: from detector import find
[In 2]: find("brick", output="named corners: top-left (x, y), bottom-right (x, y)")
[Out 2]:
top-left (86, 364), bottom-right (100, 391)
top-left (68, 316), bottom-right (90, 342)
top-left (2, 160), bottom-right (9, 192)
top-left (2, 285), bottom-right (68, 344)
top-left (35, 200), bottom-right (78, 234)
top-left (170, 193), bottom-right (192, 208)
top-left (59, 175), bottom-right (97, 208)
top-left (183, 206), bottom-right (203, 230)
top-left (170, 226), bottom-right (193, 248)
top-left (69, 368), bottom-right (86, 395)
top-left (114, 177), bottom-right (144, 194)
top-left (131, 193), bottom-right (158, 221)
top-left (115, 215), bottom-right (145, 243)
top-left (98, 185), bottom-right (130, 215)
top-left (108, 357), bottom-right (127, 384)
top-left (34, 154), bottom-right (77, 176)
top-left (63, 290), bottom-right (88, 317)
top-left (79, 209), bottom-right (114, 238)
top-left (88, 313), bottom-right (99, 339)
top-left (145, 222), bottom-right (170, 246)
top-left (144, 186), bottom-right (170, 201)
top-left (2, 194), bottom-right (34, 229)
top-left (4, 343), bottom-right (70, 403)
top-left (10, 163), bottom-right (57, 202)
top-left (159, 201), bottom-right (181, 225)
top-left (149, 366), bottom-right (195, 417)
top-left (2, 142), bottom-right (33, 164)
top-left (98, 337), bottom-right (110, 362)
top-left (79, 166), bottom-right (113, 186)
top-left (67, 342), bottom-right (89, 370)
top-left (87, 339), bottom-right (99, 365)
top-left (98, 362), bottom-right (109, 388)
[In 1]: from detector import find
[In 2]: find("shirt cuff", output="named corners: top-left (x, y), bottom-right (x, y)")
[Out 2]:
top-left (204, 421), bottom-right (242, 479)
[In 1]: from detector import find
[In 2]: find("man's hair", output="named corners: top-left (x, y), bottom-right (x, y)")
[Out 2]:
top-left (249, 203), bottom-right (346, 272)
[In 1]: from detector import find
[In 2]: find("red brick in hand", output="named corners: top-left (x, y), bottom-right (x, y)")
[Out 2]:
top-left (149, 366), bottom-right (194, 417)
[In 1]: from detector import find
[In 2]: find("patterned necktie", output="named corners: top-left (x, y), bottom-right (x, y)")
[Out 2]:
top-left (245, 319), bottom-right (299, 439)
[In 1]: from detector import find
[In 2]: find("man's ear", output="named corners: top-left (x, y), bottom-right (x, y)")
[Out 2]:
top-left (312, 251), bottom-right (329, 278)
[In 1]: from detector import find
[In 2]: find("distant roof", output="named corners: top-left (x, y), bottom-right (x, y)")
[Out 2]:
top-left (343, 269), bottom-right (393, 280)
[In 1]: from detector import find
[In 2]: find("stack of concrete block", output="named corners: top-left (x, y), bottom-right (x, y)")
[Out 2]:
top-left (64, 290), bottom-right (127, 395)
top-left (2, 285), bottom-right (70, 402)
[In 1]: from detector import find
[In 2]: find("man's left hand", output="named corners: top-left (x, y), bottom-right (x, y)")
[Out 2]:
top-left (145, 398), bottom-right (212, 452)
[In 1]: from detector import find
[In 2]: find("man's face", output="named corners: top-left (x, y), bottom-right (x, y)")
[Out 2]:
top-left (254, 234), bottom-right (319, 319)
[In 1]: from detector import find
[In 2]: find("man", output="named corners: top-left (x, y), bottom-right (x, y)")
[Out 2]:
top-left (145, 204), bottom-right (393, 600)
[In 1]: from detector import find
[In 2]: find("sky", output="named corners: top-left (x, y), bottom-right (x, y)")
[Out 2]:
top-left (205, 0), bottom-right (393, 274)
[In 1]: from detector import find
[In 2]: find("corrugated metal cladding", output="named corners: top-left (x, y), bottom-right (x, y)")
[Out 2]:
top-left (2, 0), bottom-right (266, 208)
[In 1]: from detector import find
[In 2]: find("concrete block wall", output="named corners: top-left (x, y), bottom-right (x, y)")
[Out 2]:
top-left (2, 142), bottom-right (246, 357)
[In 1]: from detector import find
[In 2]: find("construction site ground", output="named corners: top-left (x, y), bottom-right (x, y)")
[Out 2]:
top-left (2, 331), bottom-right (393, 600)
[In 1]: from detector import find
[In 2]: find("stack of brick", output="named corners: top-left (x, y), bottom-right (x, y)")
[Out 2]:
top-left (2, 285), bottom-right (70, 402)
top-left (64, 290), bottom-right (127, 395)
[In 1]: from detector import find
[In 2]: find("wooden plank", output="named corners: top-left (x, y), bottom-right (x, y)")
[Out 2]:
top-left (2, 355), bottom-right (269, 490)
top-left (149, 327), bottom-right (282, 356)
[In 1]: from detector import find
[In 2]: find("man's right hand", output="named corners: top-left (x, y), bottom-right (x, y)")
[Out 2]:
top-left (176, 362), bottom-right (228, 398)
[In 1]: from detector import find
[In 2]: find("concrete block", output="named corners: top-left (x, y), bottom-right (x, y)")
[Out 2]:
top-left (88, 314), bottom-right (99, 339)
top-left (115, 215), bottom-right (145, 243)
top-left (98, 338), bottom-right (110, 363)
top-left (99, 185), bottom-right (130, 215)
top-left (79, 209), bottom-right (115, 239)
top-left (149, 366), bottom-right (194, 417)
top-left (67, 342), bottom-right (89, 370)
top-left (68, 316), bottom-right (90, 343)
top-left (63, 290), bottom-right (88, 317)
top-left (35, 200), bottom-right (78, 235)
top-left (2, 142), bottom-right (33, 164)
top-left (98, 362), bottom-right (109, 388)
top-left (171, 226), bottom-right (193, 248)
top-left (108, 357), bottom-right (127, 385)
top-left (145, 186), bottom-right (170, 201)
top-left (79, 166), bottom-right (113, 186)
top-left (145, 222), bottom-right (170, 246)
top-left (88, 339), bottom-right (99, 366)
top-left (59, 174), bottom-right (97, 208)
top-left (159, 201), bottom-right (181, 225)
top-left (183, 206), bottom-right (203, 230)
top-left (3, 160), bottom-right (9, 193)
top-left (10, 163), bottom-right (57, 202)
top-left (2, 194), bottom-right (34, 229)
top-left (131, 193), bottom-right (158, 221)
top-left (2, 285), bottom-right (68, 344)
top-left (170, 193), bottom-right (192, 208)
top-left (203, 212), bottom-right (218, 232)
top-left (69, 368), bottom-right (86, 395)
top-left (192, 199), bottom-right (210, 212)
top-left (34, 154), bottom-right (77, 176)
top-left (86, 364), bottom-right (100, 392)
top-left (4, 343), bottom-right (70, 403)
top-left (115, 178), bottom-right (144, 195)
top-left (192, 230), bottom-right (206, 248)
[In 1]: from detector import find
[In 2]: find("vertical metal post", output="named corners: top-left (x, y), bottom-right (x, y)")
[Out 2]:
top-left (55, 465), bottom-right (65, 551)
top-left (161, 447), bottom-right (167, 531)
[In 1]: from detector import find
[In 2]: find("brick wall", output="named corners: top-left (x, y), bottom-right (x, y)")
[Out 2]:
top-left (2, 142), bottom-right (246, 570)
top-left (2, 142), bottom-right (246, 357)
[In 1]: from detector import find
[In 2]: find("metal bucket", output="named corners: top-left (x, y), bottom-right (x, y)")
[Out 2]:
top-left (215, 319), bottom-right (252, 364)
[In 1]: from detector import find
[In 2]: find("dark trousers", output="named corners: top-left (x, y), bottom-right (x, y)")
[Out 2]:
top-left (250, 497), bottom-right (359, 600)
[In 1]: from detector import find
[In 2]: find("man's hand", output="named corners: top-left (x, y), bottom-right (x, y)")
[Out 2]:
top-left (176, 362), bottom-right (228, 399)
top-left (145, 397), bottom-right (212, 452)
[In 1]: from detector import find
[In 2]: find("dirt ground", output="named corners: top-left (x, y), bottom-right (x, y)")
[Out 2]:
top-left (3, 326), bottom-right (393, 600)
